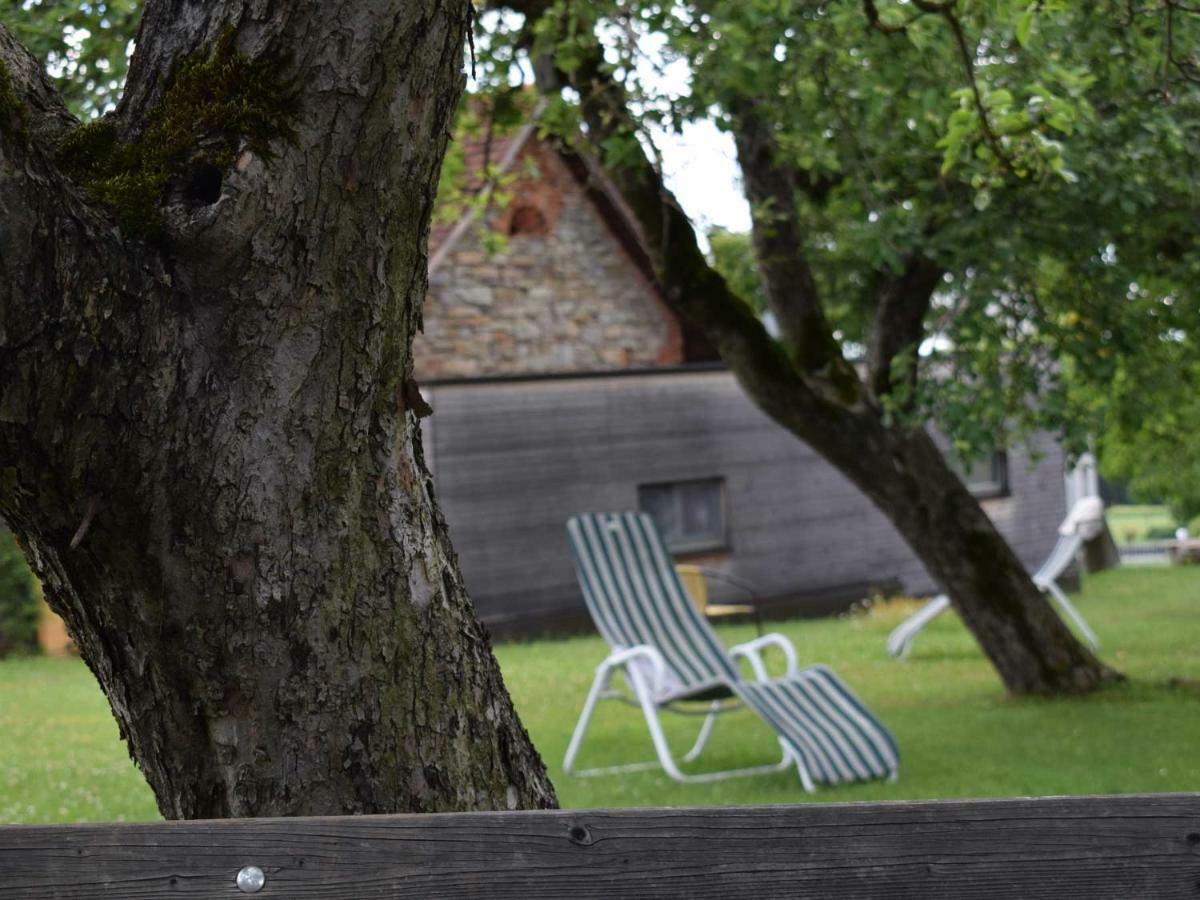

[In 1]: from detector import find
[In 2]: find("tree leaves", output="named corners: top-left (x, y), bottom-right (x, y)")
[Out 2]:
top-left (4, 0), bottom-right (138, 118)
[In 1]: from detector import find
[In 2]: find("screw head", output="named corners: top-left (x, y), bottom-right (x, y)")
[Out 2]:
top-left (236, 865), bottom-right (266, 893)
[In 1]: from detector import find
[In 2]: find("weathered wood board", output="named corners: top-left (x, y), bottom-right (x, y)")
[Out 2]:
top-left (2, 794), bottom-right (1197, 898)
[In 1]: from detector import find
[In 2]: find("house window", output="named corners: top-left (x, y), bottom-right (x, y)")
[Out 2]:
top-left (638, 478), bottom-right (728, 553)
top-left (955, 451), bottom-right (1010, 499)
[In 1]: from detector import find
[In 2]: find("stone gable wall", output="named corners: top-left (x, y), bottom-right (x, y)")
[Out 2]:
top-left (416, 143), bottom-right (683, 379)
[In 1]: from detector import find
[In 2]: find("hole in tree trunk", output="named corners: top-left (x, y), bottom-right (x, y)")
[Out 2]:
top-left (184, 162), bottom-right (223, 205)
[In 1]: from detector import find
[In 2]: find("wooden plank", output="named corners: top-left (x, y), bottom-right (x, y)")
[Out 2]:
top-left (2, 795), bottom-right (1198, 898)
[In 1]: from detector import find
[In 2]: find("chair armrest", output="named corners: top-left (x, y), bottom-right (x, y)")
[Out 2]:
top-left (602, 645), bottom-right (671, 696)
top-left (729, 633), bottom-right (798, 682)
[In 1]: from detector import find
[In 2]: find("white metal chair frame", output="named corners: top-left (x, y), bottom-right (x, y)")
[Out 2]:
top-left (563, 634), bottom-right (819, 792)
top-left (886, 530), bottom-right (1100, 659)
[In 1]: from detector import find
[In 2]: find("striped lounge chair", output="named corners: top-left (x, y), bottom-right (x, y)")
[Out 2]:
top-left (564, 512), bottom-right (899, 792)
top-left (886, 503), bottom-right (1103, 659)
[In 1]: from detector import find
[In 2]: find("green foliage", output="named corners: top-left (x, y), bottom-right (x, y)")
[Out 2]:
top-left (707, 228), bottom-right (767, 314)
top-left (433, 88), bottom-right (548, 256)
top-left (1106, 505), bottom-right (1176, 545)
top-left (55, 27), bottom-right (298, 238)
top-left (4, 0), bottom-right (139, 118)
top-left (1144, 525), bottom-right (1178, 541)
top-left (0, 530), bottom-right (39, 659)
top-left (1091, 347), bottom-right (1200, 522)
top-left (475, 0), bottom-right (1200, 474)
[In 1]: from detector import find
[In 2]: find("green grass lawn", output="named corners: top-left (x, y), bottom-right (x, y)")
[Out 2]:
top-left (1107, 504), bottom-right (1176, 545)
top-left (1, 567), bottom-right (1197, 823)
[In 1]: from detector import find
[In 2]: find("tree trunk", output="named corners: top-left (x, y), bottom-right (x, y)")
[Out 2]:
top-left (721, 359), bottom-right (1118, 694)
top-left (727, 112), bottom-right (1119, 693)
top-left (805, 419), bottom-right (1118, 694)
top-left (0, 3), bottom-right (556, 819)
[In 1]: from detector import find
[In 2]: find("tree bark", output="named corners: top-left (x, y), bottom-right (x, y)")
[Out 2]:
top-left (729, 99), bottom-right (848, 383)
top-left (508, 4), bottom-right (1120, 694)
top-left (0, 2), bottom-right (556, 819)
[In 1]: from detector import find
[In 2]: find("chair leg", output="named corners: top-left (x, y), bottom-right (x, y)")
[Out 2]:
top-left (1045, 582), bottom-right (1100, 650)
top-left (682, 700), bottom-right (721, 763)
top-left (564, 660), bottom-right (697, 779)
top-left (563, 662), bottom-right (614, 775)
top-left (886, 594), bottom-right (951, 658)
top-left (566, 658), bottom-right (800, 784)
top-left (626, 665), bottom-right (689, 781)
top-left (627, 669), bottom-right (795, 784)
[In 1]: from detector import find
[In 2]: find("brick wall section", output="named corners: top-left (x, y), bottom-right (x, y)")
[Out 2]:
top-left (416, 142), bottom-right (683, 379)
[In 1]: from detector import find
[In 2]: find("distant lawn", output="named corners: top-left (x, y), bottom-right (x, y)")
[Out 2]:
top-left (1107, 504), bottom-right (1176, 545)
top-left (0, 656), bottom-right (158, 823)
top-left (1, 567), bottom-right (1197, 823)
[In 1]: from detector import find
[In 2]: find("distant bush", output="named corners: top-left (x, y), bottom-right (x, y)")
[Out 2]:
top-left (0, 529), bottom-right (40, 658)
top-left (1145, 525), bottom-right (1179, 541)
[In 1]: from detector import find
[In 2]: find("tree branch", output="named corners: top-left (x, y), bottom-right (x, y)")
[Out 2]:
top-left (862, 1), bottom-right (1014, 172)
top-left (862, 0), bottom-right (939, 34)
top-left (793, 167), bottom-right (844, 204)
top-left (2, 0), bottom-right (472, 495)
top-left (0, 23), bottom-right (138, 458)
top-left (499, 0), bottom-right (862, 422)
top-left (866, 254), bottom-right (943, 402)
top-left (938, 6), bottom-right (1014, 172)
top-left (729, 98), bottom-right (862, 395)
top-left (0, 24), bottom-right (77, 143)
top-left (1163, 1), bottom-right (1200, 87)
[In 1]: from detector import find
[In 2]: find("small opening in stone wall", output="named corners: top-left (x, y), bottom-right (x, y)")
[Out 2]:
top-left (507, 204), bottom-right (549, 237)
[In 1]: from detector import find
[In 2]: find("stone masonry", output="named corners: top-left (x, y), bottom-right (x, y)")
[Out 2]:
top-left (416, 141), bottom-right (684, 379)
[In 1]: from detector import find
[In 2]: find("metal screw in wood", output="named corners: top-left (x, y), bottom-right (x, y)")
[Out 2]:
top-left (236, 865), bottom-right (265, 893)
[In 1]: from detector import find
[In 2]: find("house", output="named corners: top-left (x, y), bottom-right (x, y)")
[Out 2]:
top-left (416, 123), bottom-right (1073, 637)
top-left (421, 117), bottom-right (714, 379)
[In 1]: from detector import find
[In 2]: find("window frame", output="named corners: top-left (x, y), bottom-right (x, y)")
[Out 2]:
top-left (959, 450), bottom-right (1010, 500)
top-left (637, 477), bottom-right (730, 555)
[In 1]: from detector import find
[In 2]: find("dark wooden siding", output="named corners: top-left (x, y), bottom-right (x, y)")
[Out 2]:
top-left (423, 369), bottom-right (1068, 634)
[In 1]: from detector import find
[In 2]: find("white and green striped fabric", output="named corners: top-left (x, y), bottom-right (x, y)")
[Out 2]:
top-left (567, 511), bottom-right (899, 786)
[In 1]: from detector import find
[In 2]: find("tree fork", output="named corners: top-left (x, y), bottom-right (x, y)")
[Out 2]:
top-left (0, 4), bottom-right (556, 818)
